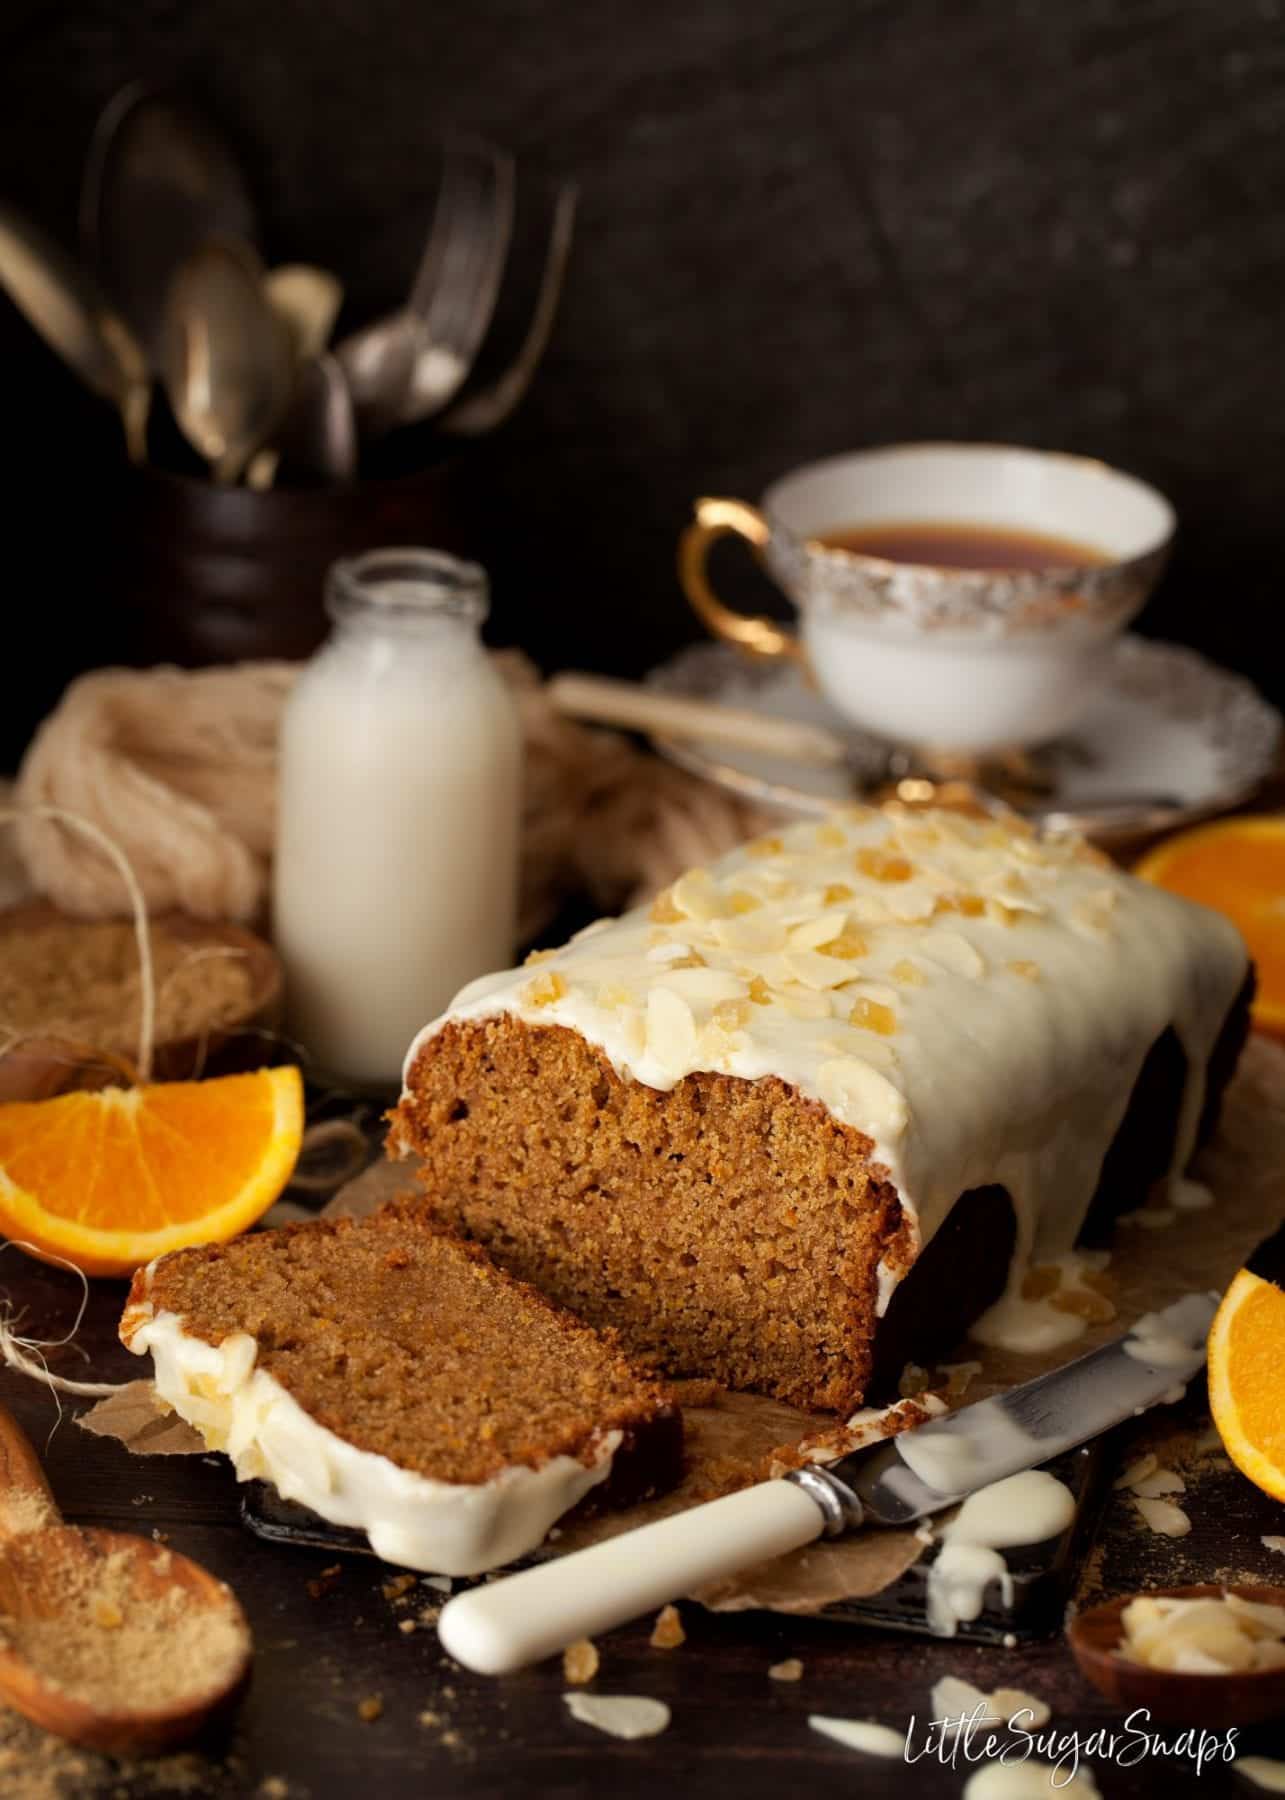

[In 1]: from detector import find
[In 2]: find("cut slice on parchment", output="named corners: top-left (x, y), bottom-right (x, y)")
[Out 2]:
top-left (1134, 815), bottom-right (1285, 1037)
top-left (0, 1066), bottom-right (303, 1277)
top-left (1208, 1220), bottom-right (1285, 1503)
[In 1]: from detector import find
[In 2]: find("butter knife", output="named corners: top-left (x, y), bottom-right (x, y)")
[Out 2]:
top-left (439, 1291), bottom-right (1216, 1673)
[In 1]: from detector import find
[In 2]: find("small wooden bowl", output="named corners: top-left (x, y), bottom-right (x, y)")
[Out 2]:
top-left (1068, 1584), bottom-right (1285, 1727)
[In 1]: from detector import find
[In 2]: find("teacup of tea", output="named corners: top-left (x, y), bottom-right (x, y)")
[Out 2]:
top-left (678, 442), bottom-right (1174, 754)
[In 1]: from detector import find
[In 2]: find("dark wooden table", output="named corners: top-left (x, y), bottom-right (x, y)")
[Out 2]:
top-left (4, 1252), bottom-right (1285, 1799)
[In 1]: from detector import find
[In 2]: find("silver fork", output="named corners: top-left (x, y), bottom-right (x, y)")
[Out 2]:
top-left (336, 139), bottom-right (514, 433)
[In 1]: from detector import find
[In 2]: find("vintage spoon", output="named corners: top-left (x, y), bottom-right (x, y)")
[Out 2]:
top-left (264, 263), bottom-right (344, 362)
top-left (80, 82), bottom-right (259, 370)
top-left (0, 1405), bottom-right (252, 1753)
top-left (162, 237), bottom-right (295, 483)
top-left (337, 137), bottom-right (514, 432)
top-left (246, 268), bottom-right (350, 488)
top-left (246, 351), bottom-right (357, 489)
top-left (0, 203), bottom-right (149, 462)
top-left (438, 182), bottom-right (577, 437)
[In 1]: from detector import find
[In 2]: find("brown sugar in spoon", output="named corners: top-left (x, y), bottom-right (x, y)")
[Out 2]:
top-left (0, 1403), bottom-right (252, 1753)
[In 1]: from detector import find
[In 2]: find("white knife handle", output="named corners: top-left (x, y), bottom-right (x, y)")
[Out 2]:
top-left (547, 672), bottom-right (849, 768)
top-left (438, 1479), bottom-right (824, 1675)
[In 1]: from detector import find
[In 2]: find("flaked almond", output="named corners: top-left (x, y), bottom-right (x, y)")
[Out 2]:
top-left (563, 1693), bottom-right (670, 1739)
top-left (1134, 1496), bottom-right (1191, 1537)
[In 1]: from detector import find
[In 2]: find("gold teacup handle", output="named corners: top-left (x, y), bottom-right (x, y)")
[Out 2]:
top-left (678, 497), bottom-right (802, 660)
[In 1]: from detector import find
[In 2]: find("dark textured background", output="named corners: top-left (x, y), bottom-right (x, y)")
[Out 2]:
top-left (1, 0), bottom-right (1283, 767)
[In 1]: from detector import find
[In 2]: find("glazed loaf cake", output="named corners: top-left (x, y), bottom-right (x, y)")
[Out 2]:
top-left (393, 805), bottom-right (1251, 1413)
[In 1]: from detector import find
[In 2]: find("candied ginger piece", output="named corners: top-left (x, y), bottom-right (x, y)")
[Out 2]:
top-left (523, 970), bottom-right (568, 1007)
top-left (850, 997), bottom-right (897, 1036)
top-left (856, 847), bottom-right (914, 882)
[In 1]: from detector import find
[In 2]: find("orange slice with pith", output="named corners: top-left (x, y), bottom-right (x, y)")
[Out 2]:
top-left (1209, 1222), bottom-right (1285, 1504)
top-left (0, 1066), bottom-right (304, 1278)
top-left (1134, 815), bottom-right (1285, 1037)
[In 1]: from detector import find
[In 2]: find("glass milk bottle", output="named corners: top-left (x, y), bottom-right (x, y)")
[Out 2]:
top-left (274, 548), bottom-right (522, 1090)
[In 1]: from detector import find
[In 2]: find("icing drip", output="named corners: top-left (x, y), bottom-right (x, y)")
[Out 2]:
top-left (970, 1250), bottom-right (1114, 1355)
top-left (924, 1470), bottom-right (1076, 1636)
top-left (402, 806), bottom-right (1247, 1318)
top-left (124, 1289), bottom-right (619, 1575)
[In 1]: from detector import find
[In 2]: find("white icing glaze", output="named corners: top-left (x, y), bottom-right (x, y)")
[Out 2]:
top-left (401, 805), bottom-right (1247, 1317)
top-left (1123, 1293), bottom-right (1220, 1369)
top-left (970, 1250), bottom-right (1111, 1355)
top-left (923, 1469), bottom-right (1076, 1637)
top-left (123, 1288), bottom-right (619, 1576)
top-left (941, 1469), bottom-right (1077, 1550)
top-left (926, 1543), bottom-right (1014, 1635)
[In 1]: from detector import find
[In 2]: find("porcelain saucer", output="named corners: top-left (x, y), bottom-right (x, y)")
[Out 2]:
top-left (645, 635), bottom-right (1281, 841)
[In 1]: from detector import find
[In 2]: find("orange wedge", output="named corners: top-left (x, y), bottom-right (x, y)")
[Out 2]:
top-left (1134, 815), bottom-right (1285, 1036)
top-left (1208, 1222), bottom-right (1285, 1503)
top-left (0, 1066), bottom-right (304, 1278)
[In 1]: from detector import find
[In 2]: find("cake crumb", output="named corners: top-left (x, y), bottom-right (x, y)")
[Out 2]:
top-left (382, 1574), bottom-right (416, 1601)
top-left (650, 1604), bottom-right (685, 1649)
top-left (419, 1709), bottom-right (442, 1727)
top-left (307, 1565), bottom-right (342, 1600)
top-left (258, 1781), bottom-right (289, 1799)
top-left (398, 1618), bottom-right (416, 1634)
top-left (768, 1658), bottom-right (803, 1681)
top-left (356, 1696), bottom-right (383, 1723)
top-left (563, 1638), bottom-right (599, 1684)
top-left (1263, 1537), bottom-right (1285, 1556)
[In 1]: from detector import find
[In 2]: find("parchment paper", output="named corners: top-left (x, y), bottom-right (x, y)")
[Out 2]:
top-left (79, 1036), bottom-right (1285, 1615)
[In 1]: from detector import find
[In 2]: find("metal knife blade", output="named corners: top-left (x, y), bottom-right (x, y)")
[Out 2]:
top-left (822, 1290), bottom-right (1217, 1530)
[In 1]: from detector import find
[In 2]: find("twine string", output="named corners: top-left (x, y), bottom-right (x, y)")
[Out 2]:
top-left (1, 804), bottom-right (156, 1083)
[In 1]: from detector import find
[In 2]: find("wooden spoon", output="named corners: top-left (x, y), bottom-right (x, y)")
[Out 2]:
top-left (0, 1405), bottom-right (252, 1753)
top-left (1068, 1584), bottom-right (1285, 1728)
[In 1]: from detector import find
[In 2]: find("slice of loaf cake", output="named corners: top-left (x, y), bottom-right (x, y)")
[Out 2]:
top-left (120, 1208), bottom-right (681, 1573)
top-left (392, 804), bottom-right (1251, 1413)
